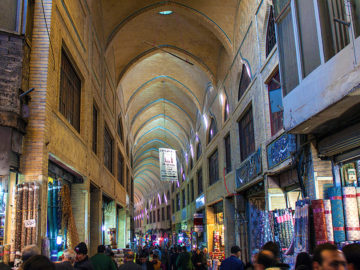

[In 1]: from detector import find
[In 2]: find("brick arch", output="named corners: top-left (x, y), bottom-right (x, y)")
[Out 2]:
top-left (105, 1), bottom-right (232, 55)
top-left (117, 46), bottom-right (215, 86)
top-left (260, 1), bottom-right (276, 61)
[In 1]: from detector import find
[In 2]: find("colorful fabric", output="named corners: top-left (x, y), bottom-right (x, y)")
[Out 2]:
top-left (323, 200), bottom-right (334, 243)
top-left (312, 200), bottom-right (328, 244)
top-left (342, 187), bottom-right (360, 241)
top-left (356, 187), bottom-right (360, 218)
top-left (327, 187), bottom-right (346, 243)
top-left (294, 200), bottom-right (310, 254)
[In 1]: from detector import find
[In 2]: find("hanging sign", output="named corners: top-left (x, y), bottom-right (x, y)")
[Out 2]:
top-left (24, 219), bottom-right (36, 228)
top-left (159, 148), bottom-right (178, 181)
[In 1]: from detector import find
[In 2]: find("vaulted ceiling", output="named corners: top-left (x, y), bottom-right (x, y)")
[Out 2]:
top-left (101, 0), bottom-right (237, 203)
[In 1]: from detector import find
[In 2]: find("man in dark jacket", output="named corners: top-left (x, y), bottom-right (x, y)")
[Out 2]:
top-left (119, 252), bottom-right (142, 270)
top-left (90, 245), bottom-right (117, 270)
top-left (74, 242), bottom-right (94, 270)
top-left (192, 248), bottom-right (206, 270)
top-left (170, 247), bottom-right (179, 270)
top-left (220, 246), bottom-right (244, 270)
top-left (176, 246), bottom-right (193, 270)
top-left (137, 253), bottom-right (154, 270)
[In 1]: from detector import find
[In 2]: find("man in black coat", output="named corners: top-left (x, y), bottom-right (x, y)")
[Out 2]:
top-left (137, 253), bottom-right (154, 270)
top-left (192, 249), bottom-right (207, 270)
top-left (74, 242), bottom-right (94, 270)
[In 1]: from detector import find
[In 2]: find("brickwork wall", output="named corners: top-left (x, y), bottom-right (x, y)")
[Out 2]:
top-left (0, 33), bottom-right (23, 128)
top-left (18, 0), bottom-right (132, 249)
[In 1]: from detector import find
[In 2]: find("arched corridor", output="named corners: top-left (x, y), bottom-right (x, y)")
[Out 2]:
top-left (1, 0), bottom-right (360, 268)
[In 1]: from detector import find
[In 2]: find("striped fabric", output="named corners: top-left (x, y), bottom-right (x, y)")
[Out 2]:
top-left (327, 187), bottom-right (346, 243)
top-left (323, 200), bottom-right (334, 243)
top-left (356, 187), bottom-right (360, 217)
top-left (342, 187), bottom-right (360, 241)
top-left (312, 200), bottom-right (328, 244)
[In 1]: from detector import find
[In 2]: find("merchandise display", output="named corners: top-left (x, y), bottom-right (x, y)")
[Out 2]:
top-left (14, 182), bottom-right (40, 258)
top-left (248, 205), bottom-right (295, 254)
top-left (323, 200), bottom-right (334, 243)
top-left (312, 200), bottom-right (328, 245)
top-left (47, 179), bottom-right (79, 261)
top-left (342, 187), bottom-right (360, 240)
top-left (327, 187), bottom-right (346, 243)
top-left (294, 200), bottom-right (310, 254)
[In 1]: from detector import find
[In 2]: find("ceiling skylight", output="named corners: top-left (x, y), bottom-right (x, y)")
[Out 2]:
top-left (158, 10), bottom-right (173, 15)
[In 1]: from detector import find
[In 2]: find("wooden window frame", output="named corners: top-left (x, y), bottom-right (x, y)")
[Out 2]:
top-left (208, 149), bottom-right (219, 186)
top-left (238, 107), bottom-right (255, 161)
top-left (59, 50), bottom-right (81, 132)
top-left (92, 104), bottom-right (98, 154)
top-left (104, 125), bottom-right (114, 173)
top-left (224, 133), bottom-right (232, 173)
top-left (197, 168), bottom-right (203, 195)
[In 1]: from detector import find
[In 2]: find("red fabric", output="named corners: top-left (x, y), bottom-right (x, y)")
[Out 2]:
top-left (312, 200), bottom-right (328, 245)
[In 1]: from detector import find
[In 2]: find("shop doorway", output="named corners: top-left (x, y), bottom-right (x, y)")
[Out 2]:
top-left (89, 184), bottom-right (101, 256)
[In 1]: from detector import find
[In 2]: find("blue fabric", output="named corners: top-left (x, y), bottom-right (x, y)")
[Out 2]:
top-left (219, 256), bottom-right (244, 270)
top-left (327, 187), bottom-right (346, 243)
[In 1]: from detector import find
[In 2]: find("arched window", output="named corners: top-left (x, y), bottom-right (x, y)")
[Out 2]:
top-left (208, 118), bottom-right (218, 143)
top-left (224, 99), bottom-right (229, 122)
top-left (238, 64), bottom-right (251, 100)
top-left (196, 141), bottom-right (202, 161)
top-left (266, 6), bottom-right (276, 57)
top-left (117, 116), bottom-right (123, 142)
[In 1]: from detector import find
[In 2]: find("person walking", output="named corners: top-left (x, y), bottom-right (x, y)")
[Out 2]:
top-left (91, 245), bottom-right (118, 270)
top-left (74, 242), bottom-right (94, 270)
top-left (170, 247), bottom-right (179, 270)
top-left (219, 246), bottom-right (244, 270)
top-left (176, 246), bottom-right (193, 270)
top-left (137, 253), bottom-right (154, 270)
top-left (192, 249), bottom-right (206, 270)
top-left (56, 249), bottom-right (76, 270)
top-left (119, 252), bottom-right (142, 270)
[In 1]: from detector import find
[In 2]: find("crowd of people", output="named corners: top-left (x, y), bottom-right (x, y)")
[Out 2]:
top-left (1, 241), bottom-right (359, 270)
top-left (0, 242), bottom-right (117, 270)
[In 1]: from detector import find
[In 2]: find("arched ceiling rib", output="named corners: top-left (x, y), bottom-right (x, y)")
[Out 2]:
top-left (101, 1), bottom-right (234, 203)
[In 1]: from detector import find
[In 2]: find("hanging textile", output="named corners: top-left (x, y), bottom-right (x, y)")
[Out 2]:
top-left (356, 187), bottom-right (360, 217)
top-left (294, 200), bottom-right (310, 254)
top-left (323, 200), bottom-right (334, 243)
top-left (327, 187), bottom-right (346, 243)
top-left (342, 187), bottom-right (360, 240)
top-left (312, 200), bottom-right (328, 245)
top-left (3, 244), bottom-right (10, 265)
top-left (59, 184), bottom-right (79, 249)
top-left (14, 182), bottom-right (40, 257)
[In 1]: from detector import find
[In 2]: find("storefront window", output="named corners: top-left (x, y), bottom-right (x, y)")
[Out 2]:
top-left (340, 160), bottom-right (360, 186)
top-left (268, 71), bottom-right (283, 136)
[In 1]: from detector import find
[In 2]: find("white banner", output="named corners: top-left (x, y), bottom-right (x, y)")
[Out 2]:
top-left (159, 148), bottom-right (178, 181)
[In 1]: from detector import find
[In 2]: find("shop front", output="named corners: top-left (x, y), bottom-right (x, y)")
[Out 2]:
top-left (46, 159), bottom-right (83, 261)
top-left (0, 127), bottom-right (26, 264)
top-left (102, 195), bottom-right (116, 248)
top-left (315, 123), bottom-right (360, 245)
top-left (235, 148), bottom-right (262, 262)
top-left (206, 200), bottom-right (225, 267)
top-left (193, 212), bottom-right (205, 249)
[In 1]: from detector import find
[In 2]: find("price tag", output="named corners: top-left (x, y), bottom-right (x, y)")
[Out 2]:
top-left (24, 219), bottom-right (36, 228)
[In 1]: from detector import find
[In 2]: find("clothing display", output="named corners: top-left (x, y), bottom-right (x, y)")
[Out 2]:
top-left (294, 200), bottom-right (310, 254)
top-left (248, 204), bottom-right (294, 255)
